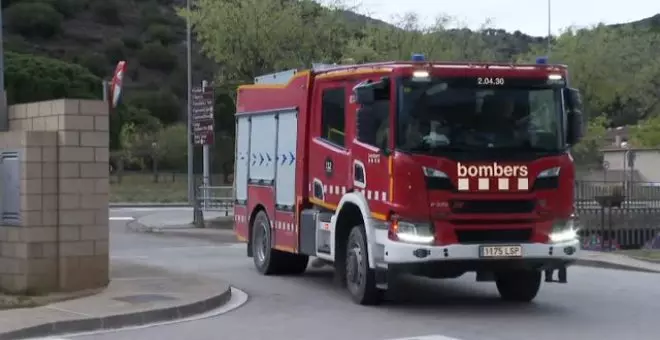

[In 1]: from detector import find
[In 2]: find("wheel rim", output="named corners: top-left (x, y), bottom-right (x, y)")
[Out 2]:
top-left (346, 236), bottom-right (365, 294)
top-left (254, 219), bottom-right (269, 264)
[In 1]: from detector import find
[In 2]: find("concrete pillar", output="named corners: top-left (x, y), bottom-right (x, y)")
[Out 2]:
top-left (0, 99), bottom-right (109, 293)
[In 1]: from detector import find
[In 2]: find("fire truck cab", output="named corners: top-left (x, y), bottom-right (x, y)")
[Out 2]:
top-left (233, 55), bottom-right (585, 305)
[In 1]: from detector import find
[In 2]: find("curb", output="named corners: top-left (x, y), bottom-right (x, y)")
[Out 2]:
top-left (575, 259), bottom-right (660, 274)
top-left (126, 217), bottom-right (234, 234)
top-left (110, 202), bottom-right (191, 208)
top-left (0, 287), bottom-right (232, 340)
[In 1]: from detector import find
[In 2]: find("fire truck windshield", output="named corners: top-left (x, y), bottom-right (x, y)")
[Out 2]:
top-left (395, 76), bottom-right (565, 155)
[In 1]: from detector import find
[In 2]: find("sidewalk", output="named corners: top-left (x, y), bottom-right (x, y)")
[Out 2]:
top-left (127, 209), bottom-right (233, 232)
top-left (0, 260), bottom-right (231, 340)
top-left (576, 250), bottom-right (660, 273)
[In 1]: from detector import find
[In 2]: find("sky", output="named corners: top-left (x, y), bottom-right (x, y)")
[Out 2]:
top-left (348, 0), bottom-right (660, 36)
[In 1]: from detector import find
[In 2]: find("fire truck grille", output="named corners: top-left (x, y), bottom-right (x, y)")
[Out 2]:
top-left (455, 229), bottom-right (533, 244)
top-left (450, 199), bottom-right (536, 214)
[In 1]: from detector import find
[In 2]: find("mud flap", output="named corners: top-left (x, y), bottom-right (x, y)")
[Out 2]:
top-left (544, 267), bottom-right (568, 283)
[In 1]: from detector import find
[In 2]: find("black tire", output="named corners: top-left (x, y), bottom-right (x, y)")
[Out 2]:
top-left (495, 270), bottom-right (542, 303)
top-left (251, 210), bottom-right (309, 275)
top-left (345, 224), bottom-right (383, 305)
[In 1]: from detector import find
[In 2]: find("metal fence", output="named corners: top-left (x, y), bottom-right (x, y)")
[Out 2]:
top-left (575, 180), bottom-right (660, 249)
top-left (194, 181), bottom-right (660, 249)
top-left (196, 185), bottom-right (233, 215)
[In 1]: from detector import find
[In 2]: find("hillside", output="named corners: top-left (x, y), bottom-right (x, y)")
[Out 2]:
top-left (4, 0), bottom-right (657, 108)
top-left (3, 0), bottom-right (660, 171)
top-left (0, 0), bottom-right (545, 100)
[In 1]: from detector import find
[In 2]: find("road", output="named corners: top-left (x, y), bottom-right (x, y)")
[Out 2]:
top-left (66, 207), bottom-right (660, 340)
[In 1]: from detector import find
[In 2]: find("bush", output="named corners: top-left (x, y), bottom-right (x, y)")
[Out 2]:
top-left (74, 53), bottom-right (108, 77)
top-left (91, 0), bottom-right (121, 25)
top-left (5, 2), bottom-right (63, 39)
top-left (126, 89), bottom-right (181, 125)
top-left (122, 35), bottom-right (143, 50)
top-left (5, 51), bottom-right (101, 104)
top-left (145, 24), bottom-right (178, 45)
top-left (104, 39), bottom-right (126, 64)
top-left (138, 42), bottom-right (177, 71)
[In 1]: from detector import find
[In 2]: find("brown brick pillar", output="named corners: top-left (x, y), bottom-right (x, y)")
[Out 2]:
top-left (0, 99), bottom-right (109, 293)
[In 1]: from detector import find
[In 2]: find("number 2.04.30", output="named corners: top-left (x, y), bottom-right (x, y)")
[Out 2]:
top-left (478, 77), bottom-right (505, 85)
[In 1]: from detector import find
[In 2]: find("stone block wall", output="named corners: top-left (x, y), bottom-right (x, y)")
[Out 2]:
top-left (0, 99), bottom-right (109, 293)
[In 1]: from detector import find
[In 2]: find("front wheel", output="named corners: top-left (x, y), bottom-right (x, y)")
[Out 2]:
top-left (495, 269), bottom-right (542, 303)
top-left (345, 224), bottom-right (383, 305)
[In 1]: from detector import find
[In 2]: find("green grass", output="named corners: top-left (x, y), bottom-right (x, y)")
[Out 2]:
top-left (618, 249), bottom-right (660, 263)
top-left (110, 172), bottom-right (230, 203)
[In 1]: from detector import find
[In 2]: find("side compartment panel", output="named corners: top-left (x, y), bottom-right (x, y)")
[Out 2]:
top-left (275, 109), bottom-right (298, 208)
top-left (235, 116), bottom-right (251, 202)
top-left (273, 210), bottom-right (297, 252)
top-left (234, 204), bottom-right (248, 242)
top-left (249, 115), bottom-right (277, 184)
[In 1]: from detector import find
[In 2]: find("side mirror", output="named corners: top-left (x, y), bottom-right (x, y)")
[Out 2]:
top-left (564, 88), bottom-right (584, 145)
top-left (356, 107), bottom-right (378, 145)
top-left (355, 84), bottom-right (375, 105)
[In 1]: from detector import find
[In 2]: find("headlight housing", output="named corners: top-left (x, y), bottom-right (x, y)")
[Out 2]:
top-left (538, 166), bottom-right (560, 178)
top-left (390, 219), bottom-right (435, 244)
top-left (549, 214), bottom-right (579, 243)
top-left (422, 166), bottom-right (448, 178)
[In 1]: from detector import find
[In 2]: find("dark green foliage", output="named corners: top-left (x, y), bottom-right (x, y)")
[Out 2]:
top-left (4, 51), bottom-right (101, 104)
top-left (91, 0), bottom-right (121, 25)
top-left (5, 2), bottom-right (63, 38)
top-left (126, 89), bottom-right (181, 125)
top-left (104, 39), bottom-right (127, 64)
top-left (138, 42), bottom-right (178, 71)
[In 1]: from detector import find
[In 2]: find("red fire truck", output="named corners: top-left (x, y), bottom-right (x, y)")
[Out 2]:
top-left (233, 55), bottom-right (584, 305)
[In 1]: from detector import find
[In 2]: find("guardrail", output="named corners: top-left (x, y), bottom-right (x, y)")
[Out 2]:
top-left (196, 185), bottom-right (233, 214)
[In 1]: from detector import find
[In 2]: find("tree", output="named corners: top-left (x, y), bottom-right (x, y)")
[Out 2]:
top-left (182, 0), bottom-right (353, 84)
top-left (158, 123), bottom-right (188, 171)
top-left (571, 115), bottom-right (610, 168)
top-left (630, 116), bottom-right (660, 147)
top-left (5, 2), bottom-right (63, 39)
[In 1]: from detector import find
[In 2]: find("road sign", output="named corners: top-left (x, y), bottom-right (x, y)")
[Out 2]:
top-left (192, 86), bottom-right (215, 145)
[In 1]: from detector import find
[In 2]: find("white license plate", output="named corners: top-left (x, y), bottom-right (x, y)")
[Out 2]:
top-left (479, 245), bottom-right (523, 258)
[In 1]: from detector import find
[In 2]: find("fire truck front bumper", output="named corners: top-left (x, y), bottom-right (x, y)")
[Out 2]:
top-left (376, 230), bottom-right (580, 271)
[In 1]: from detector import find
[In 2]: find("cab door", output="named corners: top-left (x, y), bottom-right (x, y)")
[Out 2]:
top-left (308, 80), bottom-right (351, 208)
top-left (349, 78), bottom-right (393, 219)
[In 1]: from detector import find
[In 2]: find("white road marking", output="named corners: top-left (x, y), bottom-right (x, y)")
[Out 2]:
top-left (29, 287), bottom-right (248, 339)
top-left (110, 207), bottom-right (193, 212)
top-left (387, 336), bottom-right (464, 340)
top-left (109, 216), bottom-right (134, 221)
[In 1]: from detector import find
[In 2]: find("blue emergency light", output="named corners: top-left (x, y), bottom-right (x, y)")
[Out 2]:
top-left (536, 56), bottom-right (548, 64)
top-left (412, 53), bottom-right (425, 61)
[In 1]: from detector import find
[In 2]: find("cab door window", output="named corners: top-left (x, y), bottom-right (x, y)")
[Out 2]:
top-left (320, 87), bottom-right (346, 147)
top-left (355, 81), bottom-right (390, 149)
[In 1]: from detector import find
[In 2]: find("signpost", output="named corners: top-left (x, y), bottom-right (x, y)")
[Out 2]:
top-left (192, 80), bottom-right (215, 209)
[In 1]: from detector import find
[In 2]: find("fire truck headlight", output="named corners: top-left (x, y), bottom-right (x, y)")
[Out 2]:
top-left (422, 167), bottom-right (448, 178)
top-left (538, 166), bottom-right (561, 178)
top-left (392, 220), bottom-right (435, 244)
top-left (550, 215), bottom-right (579, 243)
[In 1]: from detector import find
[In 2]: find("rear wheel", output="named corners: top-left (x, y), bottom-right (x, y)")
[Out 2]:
top-left (345, 224), bottom-right (383, 305)
top-left (495, 269), bottom-right (542, 302)
top-left (251, 210), bottom-right (309, 275)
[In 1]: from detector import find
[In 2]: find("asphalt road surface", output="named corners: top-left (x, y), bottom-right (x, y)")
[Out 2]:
top-left (66, 208), bottom-right (660, 340)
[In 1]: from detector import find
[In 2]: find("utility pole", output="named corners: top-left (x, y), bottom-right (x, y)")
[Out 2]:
top-left (186, 0), bottom-right (194, 203)
top-left (0, 4), bottom-right (7, 132)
